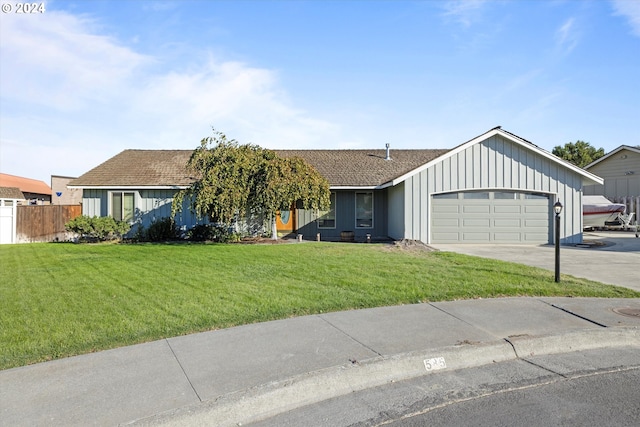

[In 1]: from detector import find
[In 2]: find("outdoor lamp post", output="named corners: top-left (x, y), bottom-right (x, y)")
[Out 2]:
top-left (554, 200), bottom-right (563, 283)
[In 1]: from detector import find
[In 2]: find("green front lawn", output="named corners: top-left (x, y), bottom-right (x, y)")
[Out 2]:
top-left (1, 241), bottom-right (637, 370)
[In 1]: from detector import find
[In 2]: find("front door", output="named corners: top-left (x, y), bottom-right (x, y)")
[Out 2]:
top-left (276, 205), bottom-right (296, 236)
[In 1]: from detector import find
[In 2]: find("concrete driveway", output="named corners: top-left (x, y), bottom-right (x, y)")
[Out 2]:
top-left (431, 230), bottom-right (640, 292)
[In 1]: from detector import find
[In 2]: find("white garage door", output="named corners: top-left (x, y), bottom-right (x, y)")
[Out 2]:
top-left (431, 191), bottom-right (551, 244)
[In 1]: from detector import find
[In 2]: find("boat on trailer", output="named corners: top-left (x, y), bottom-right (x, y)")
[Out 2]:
top-left (582, 195), bottom-right (627, 229)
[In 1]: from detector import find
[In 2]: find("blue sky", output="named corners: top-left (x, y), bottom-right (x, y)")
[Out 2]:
top-left (1, 0), bottom-right (639, 184)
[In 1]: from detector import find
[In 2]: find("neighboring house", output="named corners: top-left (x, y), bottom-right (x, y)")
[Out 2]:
top-left (583, 145), bottom-right (640, 199)
top-left (68, 127), bottom-right (603, 244)
top-left (51, 175), bottom-right (83, 205)
top-left (0, 186), bottom-right (26, 201)
top-left (583, 145), bottom-right (640, 223)
top-left (0, 187), bottom-right (26, 244)
top-left (0, 173), bottom-right (52, 205)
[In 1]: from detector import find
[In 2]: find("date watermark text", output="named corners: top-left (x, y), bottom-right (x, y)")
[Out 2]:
top-left (2, 3), bottom-right (46, 13)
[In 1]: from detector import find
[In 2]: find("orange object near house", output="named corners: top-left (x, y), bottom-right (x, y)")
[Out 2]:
top-left (275, 205), bottom-right (296, 235)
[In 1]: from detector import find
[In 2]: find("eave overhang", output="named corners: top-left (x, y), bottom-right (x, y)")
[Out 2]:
top-left (67, 185), bottom-right (191, 190)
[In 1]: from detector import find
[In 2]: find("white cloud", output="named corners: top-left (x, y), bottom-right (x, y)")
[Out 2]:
top-left (124, 57), bottom-right (339, 150)
top-left (440, 0), bottom-right (488, 27)
top-left (555, 17), bottom-right (580, 54)
top-left (611, 0), bottom-right (640, 37)
top-left (0, 8), bottom-right (338, 182)
top-left (0, 11), bottom-right (151, 110)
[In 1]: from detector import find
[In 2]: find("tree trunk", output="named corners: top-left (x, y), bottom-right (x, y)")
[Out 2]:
top-left (272, 216), bottom-right (278, 240)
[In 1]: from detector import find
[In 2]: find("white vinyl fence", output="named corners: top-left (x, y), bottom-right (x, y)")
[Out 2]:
top-left (0, 199), bottom-right (19, 244)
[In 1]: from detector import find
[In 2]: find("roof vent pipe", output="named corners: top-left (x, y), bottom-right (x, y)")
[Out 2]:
top-left (385, 143), bottom-right (392, 160)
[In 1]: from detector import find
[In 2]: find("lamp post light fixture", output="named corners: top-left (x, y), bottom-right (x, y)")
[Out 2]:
top-left (554, 200), bottom-right (563, 283)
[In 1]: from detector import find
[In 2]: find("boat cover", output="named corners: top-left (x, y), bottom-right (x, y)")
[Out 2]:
top-left (582, 195), bottom-right (626, 214)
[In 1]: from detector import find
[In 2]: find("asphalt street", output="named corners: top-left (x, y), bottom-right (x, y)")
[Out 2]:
top-left (249, 347), bottom-right (640, 427)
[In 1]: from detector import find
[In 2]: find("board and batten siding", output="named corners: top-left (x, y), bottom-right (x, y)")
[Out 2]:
top-left (584, 148), bottom-right (640, 198)
top-left (387, 183), bottom-right (405, 240)
top-left (296, 189), bottom-right (389, 241)
top-left (81, 189), bottom-right (203, 230)
top-left (402, 135), bottom-right (584, 244)
top-left (81, 189), bottom-right (108, 217)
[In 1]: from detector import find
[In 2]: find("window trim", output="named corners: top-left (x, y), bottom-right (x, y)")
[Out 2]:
top-left (109, 191), bottom-right (135, 222)
top-left (317, 191), bottom-right (337, 229)
top-left (355, 191), bottom-right (374, 229)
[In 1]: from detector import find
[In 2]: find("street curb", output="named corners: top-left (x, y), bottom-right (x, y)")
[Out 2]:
top-left (129, 327), bottom-right (639, 427)
top-left (507, 327), bottom-right (640, 358)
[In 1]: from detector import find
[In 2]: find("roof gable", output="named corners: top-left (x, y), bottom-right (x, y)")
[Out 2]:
top-left (390, 127), bottom-right (603, 186)
top-left (584, 145), bottom-right (640, 170)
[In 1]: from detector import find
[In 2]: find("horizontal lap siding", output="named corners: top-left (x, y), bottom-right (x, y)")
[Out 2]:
top-left (404, 135), bottom-right (584, 244)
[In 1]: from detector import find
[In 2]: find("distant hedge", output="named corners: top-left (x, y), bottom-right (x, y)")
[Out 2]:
top-left (65, 215), bottom-right (130, 242)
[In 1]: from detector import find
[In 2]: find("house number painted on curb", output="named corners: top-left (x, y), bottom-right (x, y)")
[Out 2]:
top-left (424, 357), bottom-right (446, 371)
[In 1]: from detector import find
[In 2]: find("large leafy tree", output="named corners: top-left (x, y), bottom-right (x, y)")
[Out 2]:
top-left (552, 140), bottom-right (605, 168)
top-left (172, 130), bottom-right (331, 238)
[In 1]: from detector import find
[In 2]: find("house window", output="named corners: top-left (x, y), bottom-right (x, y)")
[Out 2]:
top-left (318, 192), bottom-right (336, 229)
top-left (462, 191), bottom-right (490, 199)
top-left (355, 192), bottom-right (373, 228)
top-left (524, 193), bottom-right (548, 200)
top-left (111, 192), bottom-right (135, 222)
top-left (433, 193), bottom-right (458, 199)
top-left (494, 192), bottom-right (517, 199)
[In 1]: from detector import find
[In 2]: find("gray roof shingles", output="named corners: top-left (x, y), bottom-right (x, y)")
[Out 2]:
top-left (70, 150), bottom-right (195, 187)
top-left (275, 149), bottom-right (450, 186)
top-left (70, 148), bottom-right (451, 188)
top-left (0, 187), bottom-right (25, 199)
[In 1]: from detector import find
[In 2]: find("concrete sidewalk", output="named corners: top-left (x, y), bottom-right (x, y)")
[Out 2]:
top-left (1, 297), bottom-right (639, 426)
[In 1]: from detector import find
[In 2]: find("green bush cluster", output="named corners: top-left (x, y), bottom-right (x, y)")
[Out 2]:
top-left (65, 215), bottom-right (130, 241)
top-left (66, 215), bottom-right (244, 244)
top-left (187, 224), bottom-right (240, 242)
top-left (134, 217), bottom-right (182, 242)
